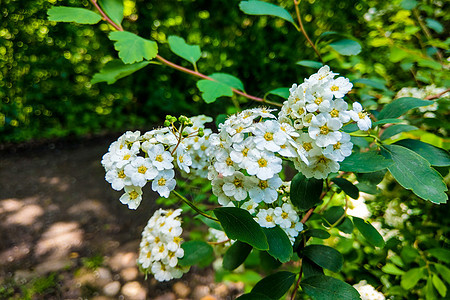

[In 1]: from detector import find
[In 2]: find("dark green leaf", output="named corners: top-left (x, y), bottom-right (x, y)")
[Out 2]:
top-left (323, 206), bottom-right (344, 226)
top-left (252, 271), bottom-right (296, 299)
top-left (98, 0), bottom-right (123, 26)
top-left (380, 124), bottom-right (418, 140)
top-left (167, 35), bottom-right (202, 65)
top-left (353, 217), bottom-right (385, 248)
top-left (259, 250), bottom-right (282, 271)
top-left (340, 151), bottom-right (393, 173)
top-left (432, 274), bottom-right (447, 297)
top-left (304, 229), bottom-right (331, 239)
top-left (329, 39), bottom-right (362, 56)
top-left (267, 87), bottom-right (290, 99)
top-left (337, 217), bottom-right (354, 234)
top-left (91, 60), bottom-right (151, 84)
top-left (214, 207), bottom-right (269, 250)
top-left (435, 264), bottom-right (450, 284)
top-left (401, 267), bottom-right (425, 290)
top-left (47, 6), bottom-right (102, 24)
top-left (383, 145), bottom-right (448, 204)
top-left (223, 241), bottom-right (252, 270)
top-left (109, 31), bottom-right (158, 64)
top-left (262, 227), bottom-right (293, 263)
top-left (239, 1), bottom-right (295, 25)
top-left (302, 245), bottom-right (343, 272)
top-left (296, 60), bottom-right (323, 69)
top-left (378, 97), bottom-right (434, 119)
top-left (301, 275), bottom-right (361, 300)
top-left (178, 241), bottom-right (213, 267)
top-left (394, 139), bottom-right (450, 167)
top-left (236, 293), bottom-right (272, 300)
top-left (426, 18), bottom-right (444, 34)
top-left (372, 119), bottom-right (406, 126)
top-left (342, 123), bottom-right (359, 133)
top-left (195, 214), bottom-right (223, 231)
top-left (400, 0), bottom-right (417, 9)
top-left (382, 263), bottom-right (404, 275)
top-left (302, 258), bottom-right (324, 278)
top-left (332, 178), bottom-right (359, 199)
top-left (290, 172), bottom-right (323, 211)
top-left (427, 248), bottom-right (450, 264)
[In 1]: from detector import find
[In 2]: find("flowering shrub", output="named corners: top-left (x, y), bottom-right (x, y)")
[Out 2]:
top-left (47, 0), bottom-right (449, 299)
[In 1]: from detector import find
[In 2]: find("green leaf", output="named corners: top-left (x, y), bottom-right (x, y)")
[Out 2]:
top-left (196, 73), bottom-right (243, 104)
top-left (322, 206), bottom-right (344, 226)
top-left (426, 18), bottom-right (444, 34)
top-left (211, 73), bottom-right (244, 90)
top-left (302, 245), bottom-right (343, 272)
top-left (304, 229), bottom-right (331, 240)
top-left (98, 0), bottom-right (124, 26)
top-left (262, 226), bottom-right (293, 263)
top-left (337, 217), bottom-right (354, 234)
top-left (435, 264), bottom-right (450, 284)
top-left (353, 217), bottom-right (385, 248)
top-left (340, 151), bottom-right (393, 173)
top-left (167, 35), bottom-right (202, 65)
top-left (427, 248), bottom-right (450, 263)
top-left (302, 258), bottom-right (324, 278)
top-left (267, 87), bottom-right (290, 99)
top-left (195, 214), bottom-right (223, 231)
top-left (259, 250), bottom-right (282, 271)
top-left (109, 31), bottom-right (158, 64)
top-left (400, 0), bottom-right (417, 10)
top-left (301, 275), bottom-right (361, 300)
top-left (214, 207), bottom-right (269, 250)
top-left (252, 271), bottom-right (296, 299)
top-left (383, 145), bottom-right (448, 204)
top-left (401, 267), bottom-right (425, 290)
top-left (378, 97), bottom-right (434, 119)
top-left (91, 60), bottom-right (151, 84)
top-left (47, 6), bottom-right (102, 24)
top-left (382, 263), bottom-right (405, 275)
top-left (332, 178), bottom-right (359, 199)
top-left (380, 124), bottom-right (418, 140)
top-left (178, 240), bottom-right (213, 267)
top-left (352, 78), bottom-right (387, 91)
top-left (290, 172), bottom-right (323, 211)
top-left (432, 274), bottom-right (447, 297)
top-left (329, 39), bottom-right (362, 56)
top-left (223, 241), bottom-right (252, 270)
top-left (372, 118), bottom-right (406, 126)
top-left (296, 60), bottom-right (323, 69)
top-left (239, 1), bottom-right (295, 26)
top-left (394, 139), bottom-right (450, 167)
top-left (426, 276), bottom-right (438, 300)
top-left (236, 293), bottom-right (272, 300)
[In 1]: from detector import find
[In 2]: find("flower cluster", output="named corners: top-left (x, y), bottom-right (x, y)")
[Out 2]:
top-left (396, 84), bottom-right (448, 114)
top-left (353, 280), bottom-right (385, 300)
top-left (101, 115), bottom-right (212, 209)
top-left (137, 208), bottom-right (189, 282)
top-left (279, 65), bottom-right (371, 179)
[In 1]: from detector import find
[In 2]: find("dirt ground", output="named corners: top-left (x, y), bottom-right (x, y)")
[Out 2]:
top-left (0, 135), bottom-right (243, 300)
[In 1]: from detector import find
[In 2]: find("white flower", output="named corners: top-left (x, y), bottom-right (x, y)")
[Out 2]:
top-left (119, 185), bottom-right (143, 209)
top-left (306, 93), bottom-right (333, 113)
top-left (328, 77), bottom-right (353, 98)
top-left (230, 137), bottom-right (254, 167)
top-left (241, 200), bottom-right (258, 214)
top-left (105, 167), bottom-right (131, 191)
top-left (274, 203), bottom-right (298, 229)
top-left (148, 144), bottom-right (174, 171)
top-left (283, 221), bottom-right (304, 243)
top-left (323, 133), bottom-right (353, 162)
top-left (176, 148), bottom-right (192, 173)
top-left (214, 149), bottom-right (238, 177)
top-left (256, 208), bottom-right (276, 228)
top-left (297, 153), bottom-right (340, 179)
top-left (248, 175), bottom-right (282, 204)
top-left (211, 178), bottom-right (232, 206)
top-left (253, 120), bottom-right (286, 152)
top-left (152, 169), bottom-right (176, 198)
top-left (245, 149), bottom-right (282, 180)
top-left (308, 113), bottom-right (342, 147)
top-left (353, 280), bottom-right (385, 300)
top-left (327, 98), bottom-right (351, 123)
top-left (124, 157), bottom-right (158, 187)
top-left (349, 102), bottom-right (372, 131)
top-left (222, 171), bottom-right (255, 201)
top-left (111, 146), bottom-right (139, 169)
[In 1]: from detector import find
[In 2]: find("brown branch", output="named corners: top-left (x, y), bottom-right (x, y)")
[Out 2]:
top-left (290, 258), bottom-right (303, 300)
top-left (425, 88), bottom-right (450, 100)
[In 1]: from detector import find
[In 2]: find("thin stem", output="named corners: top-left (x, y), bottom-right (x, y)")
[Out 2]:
top-left (293, 0), bottom-right (323, 63)
top-left (208, 238), bottom-right (230, 245)
top-left (425, 88), bottom-right (450, 100)
top-left (301, 207), bottom-right (315, 224)
top-left (90, 0), bottom-right (123, 31)
top-left (290, 259), bottom-right (303, 300)
top-left (172, 190), bottom-right (219, 222)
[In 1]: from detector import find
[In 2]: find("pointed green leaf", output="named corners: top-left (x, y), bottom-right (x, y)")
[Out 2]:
top-left (178, 240), bottom-right (213, 267)
top-left (332, 178), bottom-right (359, 199)
top-left (290, 172), bottom-right (323, 211)
top-left (98, 0), bottom-right (124, 26)
top-left (223, 241), bottom-right (252, 270)
top-left (426, 276), bottom-right (438, 300)
top-left (427, 248), bottom-right (450, 264)
top-left (296, 60), bottom-right (323, 69)
top-left (383, 145), bottom-right (448, 204)
top-left (401, 267), bottom-right (425, 290)
top-left (435, 264), bottom-right (450, 284)
top-left (302, 245), bottom-right (343, 272)
top-left (109, 31), bottom-right (158, 64)
top-left (47, 6), bottom-right (102, 24)
top-left (432, 274), bottom-right (447, 297)
top-left (353, 217), bottom-right (385, 248)
top-left (91, 60), bottom-right (151, 84)
top-left (252, 271), bottom-right (296, 299)
top-left (168, 35), bottom-right (202, 65)
top-left (382, 263), bottom-right (405, 275)
top-left (214, 207), bottom-right (269, 250)
top-left (301, 275), bottom-right (361, 300)
top-left (378, 97), bottom-right (435, 119)
top-left (239, 1), bottom-right (295, 25)
top-left (262, 226), bottom-right (293, 263)
top-left (394, 139), bottom-right (450, 167)
top-left (340, 151), bottom-right (393, 173)
top-left (267, 87), bottom-right (290, 99)
top-left (329, 39), bottom-right (362, 56)
top-left (426, 18), bottom-right (444, 34)
top-left (380, 124), bottom-right (418, 140)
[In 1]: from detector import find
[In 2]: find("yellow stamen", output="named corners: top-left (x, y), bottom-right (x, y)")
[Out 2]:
top-left (320, 125), bottom-right (329, 135)
top-left (330, 109), bottom-right (339, 118)
top-left (155, 154), bottom-right (163, 162)
top-left (158, 177), bottom-right (166, 186)
top-left (138, 165), bottom-right (147, 174)
top-left (257, 158), bottom-right (268, 168)
top-left (258, 180), bottom-right (269, 190)
top-left (264, 132), bottom-right (273, 141)
top-left (118, 170), bottom-right (126, 179)
top-left (331, 85), bottom-right (339, 91)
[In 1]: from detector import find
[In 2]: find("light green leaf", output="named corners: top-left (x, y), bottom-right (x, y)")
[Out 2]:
top-left (426, 276), bottom-right (438, 300)
top-left (382, 263), bottom-right (405, 275)
top-left (353, 217), bottom-right (385, 248)
top-left (168, 35), bottom-right (202, 65)
top-left (223, 241), bottom-right (252, 270)
top-left (378, 97), bottom-right (434, 119)
top-left (372, 119), bottom-right (406, 126)
top-left (380, 124), bottom-right (418, 140)
top-left (109, 31), bottom-right (158, 64)
top-left (262, 226), bottom-right (293, 263)
top-left (252, 271), bottom-right (296, 299)
top-left (296, 60), bottom-right (323, 69)
top-left (394, 139), bottom-right (450, 167)
top-left (400, 0), bottom-right (417, 9)
top-left (197, 73), bottom-right (244, 103)
top-left (98, 0), bottom-right (124, 26)
top-left (178, 240), bottom-right (213, 267)
top-left (432, 274), bottom-right (447, 297)
top-left (339, 151), bottom-right (394, 173)
top-left (426, 18), bottom-right (444, 34)
top-left (239, 1), bottom-right (295, 26)
top-left (427, 248), bottom-right (450, 264)
top-left (401, 267), bottom-right (425, 290)
top-left (329, 39), bottom-right (362, 56)
top-left (47, 6), bottom-right (102, 24)
top-left (302, 245), bottom-right (343, 272)
top-left (91, 60), bottom-right (151, 84)
top-left (383, 145), bottom-right (448, 204)
top-left (211, 73), bottom-right (244, 90)
top-left (435, 264), bottom-right (450, 284)
top-left (290, 172), bottom-right (323, 211)
top-left (267, 87), bottom-right (290, 99)
top-left (301, 275), bottom-right (361, 300)
top-left (332, 177), bottom-right (359, 199)
top-left (214, 207), bottom-right (269, 250)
